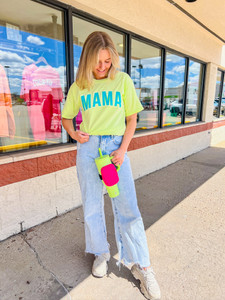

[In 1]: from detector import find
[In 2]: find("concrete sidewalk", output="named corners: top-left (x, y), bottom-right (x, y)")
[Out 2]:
top-left (1, 141), bottom-right (225, 300)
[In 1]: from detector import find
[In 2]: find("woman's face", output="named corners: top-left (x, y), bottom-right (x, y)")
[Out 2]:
top-left (93, 49), bottom-right (112, 80)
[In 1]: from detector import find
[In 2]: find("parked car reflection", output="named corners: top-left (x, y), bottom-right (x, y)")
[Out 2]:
top-left (169, 99), bottom-right (197, 116)
top-left (213, 98), bottom-right (225, 116)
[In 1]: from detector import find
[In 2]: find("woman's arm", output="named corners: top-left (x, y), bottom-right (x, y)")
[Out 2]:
top-left (62, 118), bottom-right (89, 143)
top-left (110, 113), bottom-right (137, 166)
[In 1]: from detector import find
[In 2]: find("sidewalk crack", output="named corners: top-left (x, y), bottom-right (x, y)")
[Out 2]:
top-left (21, 232), bottom-right (73, 299)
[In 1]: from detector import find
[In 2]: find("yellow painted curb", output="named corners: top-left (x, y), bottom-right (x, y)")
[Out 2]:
top-left (0, 140), bottom-right (47, 152)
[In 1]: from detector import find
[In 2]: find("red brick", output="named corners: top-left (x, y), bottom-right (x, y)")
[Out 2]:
top-left (213, 120), bottom-right (225, 129)
top-left (0, 159), bottom-right (38, 187)
top-left (38, 150), bottom-right (77, 176)
top-left (0, 123), bottom-right (213, 187)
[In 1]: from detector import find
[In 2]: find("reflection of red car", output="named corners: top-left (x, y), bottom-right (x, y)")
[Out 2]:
top-left (76, 110), bottom-right (82, 130)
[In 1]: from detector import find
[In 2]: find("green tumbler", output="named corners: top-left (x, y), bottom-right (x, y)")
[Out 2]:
top-left (95, 148), bottom-right (120, 198)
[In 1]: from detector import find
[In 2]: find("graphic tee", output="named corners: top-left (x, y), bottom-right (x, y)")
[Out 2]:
top-left (0, 64), bottom-right (15, 138)
top-left (20, 64), bottom-right (63, 140)
top-left (62, 72), bottom-right (143, 135)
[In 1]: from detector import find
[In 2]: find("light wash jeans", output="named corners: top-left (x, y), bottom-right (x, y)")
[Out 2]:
top-left (76, 135), bottom-right (150, 268)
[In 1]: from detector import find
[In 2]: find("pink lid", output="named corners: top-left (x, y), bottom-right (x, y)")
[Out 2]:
top-left (101, 164), bottom-right (119, 186)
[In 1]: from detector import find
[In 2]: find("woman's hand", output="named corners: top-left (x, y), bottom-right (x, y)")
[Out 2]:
top-left (71, 130), bottom-right (89, 144)
top-left (109, 114), bottom-right (137, 166)
top-left (110, 148), bottom-right (126, 166)
top-left (62, 118), bottom-right (89, 144)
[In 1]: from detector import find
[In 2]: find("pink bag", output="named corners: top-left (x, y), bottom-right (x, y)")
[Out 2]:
top-left (101, 164), bottom-right (119, 187)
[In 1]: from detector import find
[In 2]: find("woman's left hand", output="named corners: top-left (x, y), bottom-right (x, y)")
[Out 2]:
top-left (110, 148), bottom-right (126, 166)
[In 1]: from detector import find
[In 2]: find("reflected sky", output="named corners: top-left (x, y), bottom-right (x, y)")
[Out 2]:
top-left (0, 25), bottom-right (66, 94)
top-left (0, 24), bottom-right (202, 97)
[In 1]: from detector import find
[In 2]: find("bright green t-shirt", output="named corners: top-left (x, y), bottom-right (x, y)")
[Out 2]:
top-left (62, 71), bottom-right (143, 135)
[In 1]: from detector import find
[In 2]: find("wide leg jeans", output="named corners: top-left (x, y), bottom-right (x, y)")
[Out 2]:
top-left (76, 135), bottom-right (151, 268)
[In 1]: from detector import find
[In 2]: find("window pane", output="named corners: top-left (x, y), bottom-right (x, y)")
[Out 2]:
top-left (185, 60), bottom-right (203, 123)
top-left (164, 52), bottom-right (185, 127)
top-left (0, 0), bottom-right (67, 153)
top-left (131, 39), bottom-right (161, 130)
top-left (220, 74), bottom-right (225, 118)
top-left (72, 16), bottom-right (125, 129)
top-left (213, 70), bottom-right (222, 118)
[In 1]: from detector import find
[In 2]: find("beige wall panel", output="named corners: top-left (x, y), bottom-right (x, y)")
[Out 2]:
top-left (63, 0), bottom-right (223, 64)
top-left (0, 130), bottom-right (211, 241)
top-left (202, 63), bottom-right (217, 123)
top-left (0, 170), bottom-right (82, 241)
top-left (211, 125), bottom-right (225, 146)
top-left (129, 130), bottom-right (211, 180)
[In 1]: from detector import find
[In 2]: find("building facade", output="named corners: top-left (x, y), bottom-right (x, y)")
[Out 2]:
top-left (0, 0), bottom-right (225, 241)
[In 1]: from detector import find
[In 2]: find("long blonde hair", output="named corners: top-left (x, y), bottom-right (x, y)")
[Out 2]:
top-left (76, 31), bottom-right (120, 90)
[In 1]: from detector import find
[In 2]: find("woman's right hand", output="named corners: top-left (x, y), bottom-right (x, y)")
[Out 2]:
top-left (70, 130), bottom-right (89, 144)
top-left (62, 118), bottom-right (89, 144)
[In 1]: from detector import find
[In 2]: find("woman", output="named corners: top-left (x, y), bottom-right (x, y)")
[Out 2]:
top-left (62, 31), bottom-right (161, 300)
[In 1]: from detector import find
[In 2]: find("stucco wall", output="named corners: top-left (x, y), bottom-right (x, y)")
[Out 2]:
top-left (211, 122), bottom-right (225, 145)
top-left (0, 166), bottom-right (81, 241)
top-left (202, 63), bottom-right (217, 123)
top-left (62, 0), bottom-right (223, 64)
top-left (0, 126), bottom-right (211, 241)
top-left (129, 129), bottom-right (211, 179)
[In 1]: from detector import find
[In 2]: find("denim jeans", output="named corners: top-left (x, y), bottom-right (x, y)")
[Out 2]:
top-left (76, 135), bottom-right (151, 268)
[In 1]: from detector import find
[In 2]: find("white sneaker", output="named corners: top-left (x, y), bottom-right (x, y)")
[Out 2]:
top-left (92, 253), bottom-right (110, 278)
top-left (131, 264), bottom-right (161, 300)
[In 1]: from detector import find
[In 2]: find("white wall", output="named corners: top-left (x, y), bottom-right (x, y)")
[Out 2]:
top-left (211, 125), bottom-right (225, 146)
top-left (63, 0), bottom-right (224, 65)
top-left (0, 130), bottom-right (211, 241)
top-left (221, 45), bottom-right (225, 68)
top-left (0, 167), bottom-right (81, 241)
top-left (202, 63), bottom-right (217, 123)
top-left (129, 130), bottom-right (211, 180)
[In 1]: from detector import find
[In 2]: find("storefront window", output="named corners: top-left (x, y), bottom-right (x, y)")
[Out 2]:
top-left (213, 70), bottom-right (222, 119)
top-left (221, 75), bottom-right (225, 118)
top-left (185, 60), bottom-right (203, 123)
top-left (131, 39), bottom-right (161, 130)
top-left (163, 52), bottom-right (185, 127)
top-left (0, 0), bottom-right (67, 153)
top-left (214, 70), bottom-right (225, 119)
top-left (72, 17), bottom-right (125, 130)
top-left (0, 0), bottom-right (206, 154)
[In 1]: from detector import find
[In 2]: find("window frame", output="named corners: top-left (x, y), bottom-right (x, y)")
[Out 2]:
top-left (0, 0), bottom-right (70, 155)
top-left (68, 5), bottom-right (207, 130)
top-left (130, 37), bottom-right (162, 129)
top-left (35, 0), bottom-right (206, 130)
top-left (214, 69), bottom-right (225, 119)
top-left (1, 0), bottom-right (202, 146)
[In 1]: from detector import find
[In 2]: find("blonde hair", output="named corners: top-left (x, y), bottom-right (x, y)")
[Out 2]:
top-left (76, 31), bottom-right (120, 90)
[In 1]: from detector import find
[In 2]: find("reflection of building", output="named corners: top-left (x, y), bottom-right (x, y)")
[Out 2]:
top-left (20, 63), bottom-right (63, 140)
top-left (0, 64), bottom-right (15, 139)
top-left (164, 87), bottom-right (183, 99)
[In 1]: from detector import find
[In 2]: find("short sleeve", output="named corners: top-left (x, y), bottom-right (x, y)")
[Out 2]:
top-left (123, 73), bottom-right (143, 117)
top-left (62, 82), bottom-right (81, 119)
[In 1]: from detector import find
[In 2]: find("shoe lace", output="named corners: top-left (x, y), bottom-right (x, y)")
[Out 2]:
top-left (143, 268), bottom-right (157, 285)
top-left (95, 253), bottom-right (109, 265)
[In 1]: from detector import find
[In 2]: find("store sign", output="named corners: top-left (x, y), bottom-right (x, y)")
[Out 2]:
top-left (6, 23), bottom-right (22, 42)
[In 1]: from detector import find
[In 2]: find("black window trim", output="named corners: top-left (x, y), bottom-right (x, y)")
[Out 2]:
top-left (70, 6), bottom-right (206, 130)
top-left (217, 70), bottom-right (225, 118)
top-left (0, 0), bottom-right (207, 155)
top-left (32, 0), bottom-right (206, 133)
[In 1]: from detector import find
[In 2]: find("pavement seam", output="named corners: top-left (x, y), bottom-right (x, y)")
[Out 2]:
top-left (21, 232), bottom-right (73, 300)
